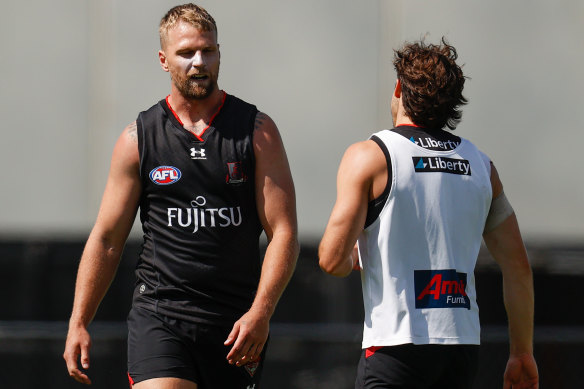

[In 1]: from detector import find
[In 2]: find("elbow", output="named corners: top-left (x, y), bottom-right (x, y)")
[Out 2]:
top-left (318, 257), bottom-right (335, 275)
top-left (321, 264), bottom-right (351, 278)
top-left (318, 248), bottom-right (350, 278)
top-left (514, 257), bottom-right (534, 280)
top-left (292, 238), bottom-right (300, 259)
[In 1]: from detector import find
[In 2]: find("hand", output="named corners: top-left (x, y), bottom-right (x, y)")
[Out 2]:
top-left (503, 353), bottom-right (538, 389)
top-left (224, 309), bottom-right (269, 367)
top-left (63, 325), bottom-right (92, 385)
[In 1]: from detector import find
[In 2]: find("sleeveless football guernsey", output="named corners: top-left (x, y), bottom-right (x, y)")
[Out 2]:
top-left (133, 93), bottom-right (263, 327)
top-left (359, 128), bottom-right (492, 348)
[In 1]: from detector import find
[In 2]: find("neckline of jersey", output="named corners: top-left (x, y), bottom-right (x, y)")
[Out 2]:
top-left (396, 123), bottom-right (424, 128)
top-left (164, 91), bottom-right (227, 141)
top-left (388, 127), bottom-right (465, 155)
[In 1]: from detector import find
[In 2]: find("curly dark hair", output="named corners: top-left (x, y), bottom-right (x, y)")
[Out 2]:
top-left (393, 38), bottom-right (467, 130)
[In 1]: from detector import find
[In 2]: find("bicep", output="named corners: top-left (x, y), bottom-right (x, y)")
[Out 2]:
top-left (324, 146), bottom-right (372, 243)
top-left (253, 113), bottom-right (297, 240)
top-left (92, 123), bottom-right (141, 246)
top-left (484, 162), bottom-right (514, 233)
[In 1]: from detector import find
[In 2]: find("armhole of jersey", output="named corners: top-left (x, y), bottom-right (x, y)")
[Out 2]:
top-left (364, 135), bottom-right (392, 229)
top-left (136, 115), bottom-right (146, 179)
top-left (476, 148), bottom-right (493, 195)
top-left (481, 152), bottom-right (492, 177)
top-left (248, 107), bottom-right (259, 167)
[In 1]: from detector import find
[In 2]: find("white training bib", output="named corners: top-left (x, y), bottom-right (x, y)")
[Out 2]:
top-left (359, 130), bottom-right (492, 348)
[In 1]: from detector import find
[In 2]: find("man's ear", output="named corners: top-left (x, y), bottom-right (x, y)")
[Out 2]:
top-left (159, 50), bottom-right (169, 72)
top-left (394, 79), bottom-right (402, 98)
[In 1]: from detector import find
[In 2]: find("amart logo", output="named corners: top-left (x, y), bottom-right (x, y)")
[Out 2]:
top-left (414, 269), bottom-right (470, 310)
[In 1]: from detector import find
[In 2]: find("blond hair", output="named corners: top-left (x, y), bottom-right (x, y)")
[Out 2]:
top-left (159, 3), bottom-right (217, 49)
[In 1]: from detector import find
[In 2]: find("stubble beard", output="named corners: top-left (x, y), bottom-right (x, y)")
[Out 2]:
top-left (173, 71), bottom-right (219, 100)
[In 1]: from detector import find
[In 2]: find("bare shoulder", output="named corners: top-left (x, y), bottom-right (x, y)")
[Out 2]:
top-left (336, 140), bottom-right (387, 198)
top-left (253, 112), bottom-right (280, 143)
top-left (116, 121), bottom-right (139, 151)
top-left (341, 140), bottom-right (385, 171)
top-left (252, 111), bottom-right (288, 163)
top-left (111, 121), bottom-right (140, 172)
top-left (254, 111), bottom-right (275, 129)
top-left (123, 121), bottom-right (138, 144)
top-left (345, 139), bottom-right (382, 157)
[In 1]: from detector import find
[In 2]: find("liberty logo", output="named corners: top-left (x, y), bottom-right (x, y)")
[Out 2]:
top-left (190, 147), bottom-right (206, 160)
top-left (412, 157), bottom-right (471, 175)
top-left (410, 136), bottom-right (460, 151)
top-left (414, 269), bottom-right (470, 310)
top-left (167, 195), bottom-right (242, 233)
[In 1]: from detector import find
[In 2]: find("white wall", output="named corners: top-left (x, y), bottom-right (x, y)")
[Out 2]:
top-left (396, 0), bottom-right (584, 243)
top-left (0, 1), bottom-right (89, 237)
top-left (1, 0), bottom-right (582, 243)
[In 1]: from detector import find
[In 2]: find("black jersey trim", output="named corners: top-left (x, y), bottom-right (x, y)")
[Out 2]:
top-left (136, 117), bottom-right (146, 180)
top-left (364, 135), bottom-right (392, 229)
top-left (248, 110), bottom-right (258, 167)
top-left (391, 125), bottom-right (461, 151)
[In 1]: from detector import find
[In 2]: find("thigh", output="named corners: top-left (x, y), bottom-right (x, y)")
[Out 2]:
top-left (127, 307), bottom-right (199, 386)
top-left (133, 377), bottom-right (197, 389)
top-left (193, 325), bottom-right (268, 389)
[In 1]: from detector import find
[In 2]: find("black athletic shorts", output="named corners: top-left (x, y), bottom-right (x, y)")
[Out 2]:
top-left (355, 344), bottom-right (479, 389)
top-left (127, 306), bottom-right (267, 388)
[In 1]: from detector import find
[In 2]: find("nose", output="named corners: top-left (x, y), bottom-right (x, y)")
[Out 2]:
top-left (192, 50), bottom-right (204, 67)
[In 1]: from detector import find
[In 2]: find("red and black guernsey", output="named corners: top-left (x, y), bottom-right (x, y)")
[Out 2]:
top-left (133, 92), bottom-right (263, 328)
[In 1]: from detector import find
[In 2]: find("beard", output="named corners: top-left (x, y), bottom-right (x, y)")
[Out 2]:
top-left (172, 69), bottom-right (219, 100)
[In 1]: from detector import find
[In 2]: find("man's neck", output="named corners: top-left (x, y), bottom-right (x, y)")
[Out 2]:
top-left (394, 113), bottom-right (416, 128)
top-left (392, 97), bottom-right (416, 127)
top-left (167, 88), bottom-right (224, 129)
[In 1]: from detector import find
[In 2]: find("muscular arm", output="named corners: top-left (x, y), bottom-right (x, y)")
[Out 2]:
top-left (225, 112), bottom-right (299, 366)
top-left (482, 163), bottom-right (538, 388)
top-left (63, 122), bottom-right (141, 385)
top-left (318, 140), bottom-right (387, 277)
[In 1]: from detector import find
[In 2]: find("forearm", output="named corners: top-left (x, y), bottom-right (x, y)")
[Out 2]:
top-left (250, 231), bottom-right (299, 319)
top-left (69, 233), bottom-right (124, 328)
top-left (319, 207), bottom-right (365, 277)
top-left (502, 264), bottom-right (535, 355)
top-left (484, 214), bottom-right (535, 355)
top-left (319, 230), bottom-right (356, 277)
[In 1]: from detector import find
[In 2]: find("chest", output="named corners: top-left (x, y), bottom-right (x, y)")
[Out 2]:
top-left (143, 122), bottom-right (255, 197)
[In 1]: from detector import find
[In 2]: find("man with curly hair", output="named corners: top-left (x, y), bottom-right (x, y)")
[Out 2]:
top-left (319, 39), bottom-right (538, 389)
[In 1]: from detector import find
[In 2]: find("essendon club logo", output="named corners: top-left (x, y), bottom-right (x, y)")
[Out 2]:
top-left (226, 162), bottom-right (247, 184)
top-left (244, 358), bottom-right (260, 377)
top-left (412, 157), bottom-right (471, 175)
top-left (414, 269), bottom-right (470, 310)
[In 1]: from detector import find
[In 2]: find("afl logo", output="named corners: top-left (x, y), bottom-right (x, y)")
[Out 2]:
top-left (150, 166), bottom-right (182, 185)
